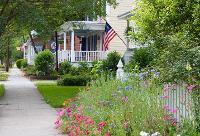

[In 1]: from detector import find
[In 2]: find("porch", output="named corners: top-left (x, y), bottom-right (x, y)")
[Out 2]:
top-left (59, 21), bottom-right (107, 63)
top-left (24, 21), bottom-right (107, 65)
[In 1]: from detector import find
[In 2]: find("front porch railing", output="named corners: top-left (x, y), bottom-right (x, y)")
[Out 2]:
top-left (74, 51), bottom-right (107, 62)
top-left (26, 50), bottom-right (107, 65)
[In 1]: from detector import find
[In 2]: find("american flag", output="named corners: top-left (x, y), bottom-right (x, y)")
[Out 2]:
top-left (103, 22), bottom-right (117, 51)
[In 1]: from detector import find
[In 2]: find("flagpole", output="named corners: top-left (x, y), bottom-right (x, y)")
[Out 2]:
top-left (102, 18), bottom-right (128, 47)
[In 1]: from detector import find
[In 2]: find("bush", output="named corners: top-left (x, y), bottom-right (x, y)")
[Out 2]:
top-left (103, 51), bottom-right (121, 71)
top-left (59, 61), bottom-right (72, 75)
top-left (0, 64), bottom-right (4, 69)
top-left (16, 59), bottom-right (24, 69)
top-left (57, 74), bottom-right (91, 86)
top-left (127, 47), bottom-right (154, 71)
top-left (69, 66), bottom-right (80, 76)
top-left (0, 84), bottom-right (5, 97)
top-left (25, 65), bottom-right (36, 76)
top-left (34, 50), bottom-right (54, 76)
top-left (21, 59), bottom-right (28, 69)
top-left (77, 61), bottom-right (90, 74)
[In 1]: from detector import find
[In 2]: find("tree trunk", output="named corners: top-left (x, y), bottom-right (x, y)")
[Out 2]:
top-left (5, 44), bottom-right (9, 72)
top-left (29, 33), bottom-right (38, 54)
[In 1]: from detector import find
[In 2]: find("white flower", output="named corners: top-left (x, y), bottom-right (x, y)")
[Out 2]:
top-left (151, 132), bottom-right (160, 136)
top-left (140, 131), bottom-right (150, 136)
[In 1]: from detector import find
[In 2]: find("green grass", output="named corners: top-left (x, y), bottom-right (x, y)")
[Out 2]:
top-left (0, 84), bottom-right (5, 97)
top-left (36, 81), bottom-right (84, 108)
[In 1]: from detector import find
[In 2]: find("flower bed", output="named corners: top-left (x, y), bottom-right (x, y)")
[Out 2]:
top-left (55, 77), bottom-right (171, 135)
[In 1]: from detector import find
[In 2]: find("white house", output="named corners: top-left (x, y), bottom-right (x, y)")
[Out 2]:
top-left (23, 0), bottom-right (137, 65)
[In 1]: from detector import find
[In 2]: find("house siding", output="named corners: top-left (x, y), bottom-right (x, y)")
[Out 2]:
top-left (106, 0), bottom-right (133, 55)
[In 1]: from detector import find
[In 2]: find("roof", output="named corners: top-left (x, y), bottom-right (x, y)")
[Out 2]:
top-left (117, 11), bottom-right (132, 20)
top-left (60, 21), bottom-right (105, 33)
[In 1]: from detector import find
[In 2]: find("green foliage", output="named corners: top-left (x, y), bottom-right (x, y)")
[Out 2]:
top-left (16, 59), bottom-right (24, 69)
top-left (91, 61), bottom-right (104, 77)
top-left (57, 77), bottom-right (168, 135)
top-left (24, 65), bottom-right (36, 76)
top-left (36, 84), bottom-right (82, 108)
top-left (69, 66), bottom-right (80, 76)
top-left (58, 74), bottom-right (91, 86)
top-left (77, 61), bottom-right (91, 74)
top-left (34, 50), bottom-right (54, 76)
top-left (0, 71), bottom-right (8, 81)
top-left (178, 119), bottom-right (199, 136)
top-left (60, 61), bottom-right (72, 75)
top-left (127, 47), bottom-right (154, 71)
top-left (0, 64), bottom-right (4, 68)
top-left (102, 51), bottom-right (121, 71)
top-left (0, 84), bottom-right (5, 97)
top-left (21, 59), bottom-right (28, 69)
top-left (13, 50), bottom-right (23, 62)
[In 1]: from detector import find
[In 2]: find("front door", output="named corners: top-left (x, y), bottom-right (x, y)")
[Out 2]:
top-left (81, 37), bottom-right (86, 51)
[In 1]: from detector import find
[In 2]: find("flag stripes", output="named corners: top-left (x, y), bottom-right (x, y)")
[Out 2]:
top-left (103, 22), bottom-right (117, 51)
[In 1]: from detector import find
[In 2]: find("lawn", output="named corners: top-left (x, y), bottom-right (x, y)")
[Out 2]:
top-left (0, 84), bottom-right (5, 97)
top-left (35, 81), bottom-right (84, 108)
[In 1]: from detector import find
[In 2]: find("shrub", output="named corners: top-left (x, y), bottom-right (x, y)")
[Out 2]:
top-left (59, 61), bottom-right (72, 75)
top-left (0, 64), bottom-right (5, 69)
top-left (57, 74), bottom-right (91, 86)
top-left (25, 65), bottom-right (36, 76)
top-left (0, 84), bottom-right (5, 97)
top-left (69, 66), bottom-right (80, 76)
top-left (34, 50), bottom-right (54, 76)
top-left (16, 59), bottom-right (24, 69)
top-left (103, 51), bottom-right (121, 71)
top-left (127, 47), bottom-right (154, 71)
top-left (77, 61), bottom-right (90, 74)
top-left (21, 59), bottom-right (28, 69)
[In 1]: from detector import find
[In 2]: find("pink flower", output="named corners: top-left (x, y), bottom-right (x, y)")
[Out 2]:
top-left (187, 84), bottom-right (195, 92)
top-left (54, 118), bottom-right (62, 128)
top-left (164, 84), bottom-right (172, 92)
top-left (164, 115), bottom-right (172, 121)
top-left (161, 95), bottom-right (169, 99)
top-left (98, 121), bottom-right (107, 127)
top-left (123, 120), bottom-right (129, 129)
top-left (170, 108), bottom-right (178, 113)
top-left (67, 108), bottom-right (71, 113)
top-left (58, 108), bottom-right (65, 117)
top-left (105, 132), bottom-right (110, 136)
top-left (163, 105), bottom-right (171, 111)
top-left (122, 96), bottom-right (129, 102)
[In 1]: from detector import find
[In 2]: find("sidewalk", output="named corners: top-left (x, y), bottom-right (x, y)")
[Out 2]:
top-left (0, 68), bottom-right (62, 136)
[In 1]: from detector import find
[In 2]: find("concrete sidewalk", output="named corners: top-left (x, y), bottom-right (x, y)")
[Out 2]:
top-left (0, 68), bottom-right (62, 136)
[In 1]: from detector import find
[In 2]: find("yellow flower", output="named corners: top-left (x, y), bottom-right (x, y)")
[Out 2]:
top-left (186, 62), bottom-right (192, 71)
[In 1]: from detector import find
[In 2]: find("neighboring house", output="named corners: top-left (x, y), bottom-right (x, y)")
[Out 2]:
top-left (107, 0), bottom-right (143, 64)
top-left (23, 0), bottom-right (136, 65)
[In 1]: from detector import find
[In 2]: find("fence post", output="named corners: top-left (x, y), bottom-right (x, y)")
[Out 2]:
top-left (116, 59), bottom-right (124, 80)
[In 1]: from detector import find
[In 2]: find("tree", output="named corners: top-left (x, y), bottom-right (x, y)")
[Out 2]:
top-left (130, 0), bottom-right (200, 131)
top-left (0, 0), bottom-right (117, 70)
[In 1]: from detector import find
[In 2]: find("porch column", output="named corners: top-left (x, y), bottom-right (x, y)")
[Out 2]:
top-left (64, 32), bottom-right (67, 50)
top-left (100, 33), bottom-right (103, 51)
top-left (71, 30), bottom-right (75, 62)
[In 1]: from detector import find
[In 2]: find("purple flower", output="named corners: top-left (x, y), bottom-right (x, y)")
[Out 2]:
top-left (122, 96), bottom-right (129, 102)
top-left (125, 86), bottom-right (133, 91)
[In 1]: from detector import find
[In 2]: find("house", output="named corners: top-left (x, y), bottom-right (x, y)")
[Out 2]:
top-left (23, 0), bottom-right (136, 65)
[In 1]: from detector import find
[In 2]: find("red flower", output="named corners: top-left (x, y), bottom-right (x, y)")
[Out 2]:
top-left (105, 132), bottom-right (110, 136)
top-left (98, 121), bottom-right (107, 127)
